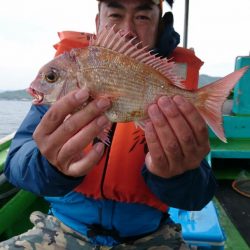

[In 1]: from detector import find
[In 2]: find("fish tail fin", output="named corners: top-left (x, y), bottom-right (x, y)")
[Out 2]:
top-left (196, 66), bottom-right (249, 143)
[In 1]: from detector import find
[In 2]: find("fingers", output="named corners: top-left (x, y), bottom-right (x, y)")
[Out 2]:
top-left (36, 88), bottom-right (90, 136)
top-left (173, 95), bottom-right (209, 148)
top-left (33, 88), bottom-right (112, 177)
top-left (148, 103), bottom-right (182, 154)
top-left (62, 142), bottom-right (105, 177)
top-left (46, 98), bottom-right (111, 153)
top-left (158, 96), bottom-right (197, 158)
top-left (145, 95), bottom-right (210, 178)
top-left (144, 122), bottom-right (169, 177)
top-left (57, 115), bottom-right (110, 164)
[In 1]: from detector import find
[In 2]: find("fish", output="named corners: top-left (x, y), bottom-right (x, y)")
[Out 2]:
top-left (27, 26), bottom-right (248, 143)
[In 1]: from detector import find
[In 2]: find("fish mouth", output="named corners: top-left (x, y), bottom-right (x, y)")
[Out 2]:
top-left (27, 87), bottom-right (44, 105)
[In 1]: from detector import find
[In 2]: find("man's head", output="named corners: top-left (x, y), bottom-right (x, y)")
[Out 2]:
top-left (96, 0), bottom-right (162, 49)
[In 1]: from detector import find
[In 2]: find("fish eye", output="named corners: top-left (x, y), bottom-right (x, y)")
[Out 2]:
top-left (45, 69), bottom-right (59, 83)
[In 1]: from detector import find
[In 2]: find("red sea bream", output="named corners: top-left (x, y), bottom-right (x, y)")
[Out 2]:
top-left (28, 26), bottom-right (248, 143)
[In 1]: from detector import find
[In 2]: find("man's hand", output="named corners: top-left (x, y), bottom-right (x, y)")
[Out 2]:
top-left (145, 95), bottom-right (210, 179)
top-left (33, 88), bottom-right (111, 177)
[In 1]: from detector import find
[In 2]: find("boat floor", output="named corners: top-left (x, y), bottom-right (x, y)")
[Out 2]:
top-left (213, 158), bottom-right (250, 249)
top-left (216, 180), bottom-right (250, 247)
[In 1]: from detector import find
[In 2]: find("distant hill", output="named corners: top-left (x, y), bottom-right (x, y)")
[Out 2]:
top-left (0, 89), bottom-right (32, 101)
top-left (199, 74), bottom-right (221, 87)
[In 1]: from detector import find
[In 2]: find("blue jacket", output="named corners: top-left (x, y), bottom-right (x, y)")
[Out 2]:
top-left (4, 104), bottom-right (216, 246)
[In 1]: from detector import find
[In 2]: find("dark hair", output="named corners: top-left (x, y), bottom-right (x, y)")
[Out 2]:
top-left (97, 0), bottom-right (163, 13)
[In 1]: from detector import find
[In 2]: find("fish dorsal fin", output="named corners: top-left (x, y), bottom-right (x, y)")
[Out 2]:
top-left (90, 25), bottom-right (185, 89)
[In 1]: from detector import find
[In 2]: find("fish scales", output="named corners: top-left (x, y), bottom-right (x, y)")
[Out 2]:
top-left (77, 51), bottom-right (139, 117)
top-left (76, 46), bottom-right (192, 121)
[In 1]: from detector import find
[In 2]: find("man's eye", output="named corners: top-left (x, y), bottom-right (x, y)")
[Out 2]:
top-left (109, 13), bottom-right (122, 19)
top-left (136, 15), bottom-right (150, 20)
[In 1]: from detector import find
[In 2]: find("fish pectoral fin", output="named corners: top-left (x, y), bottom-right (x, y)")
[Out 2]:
top-left (95, 91), bottom-right (125, 101)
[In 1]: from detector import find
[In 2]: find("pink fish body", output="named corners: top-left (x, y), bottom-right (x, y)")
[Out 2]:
top-left (28, 27), bottom-right (248, 143)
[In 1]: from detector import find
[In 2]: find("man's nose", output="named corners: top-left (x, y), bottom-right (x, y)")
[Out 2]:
top-left (118, 19), bottom-right (137, 40)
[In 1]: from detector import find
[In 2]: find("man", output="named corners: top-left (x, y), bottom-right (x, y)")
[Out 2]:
top-left (1, 0), bottom-right (216, 249)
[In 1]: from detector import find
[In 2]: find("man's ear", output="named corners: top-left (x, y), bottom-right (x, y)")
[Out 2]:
top-left (95, 14), bottom-right (100, 33)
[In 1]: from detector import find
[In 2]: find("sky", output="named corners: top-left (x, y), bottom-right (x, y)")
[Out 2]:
top-left (0, 0), bottom-right (249, 91)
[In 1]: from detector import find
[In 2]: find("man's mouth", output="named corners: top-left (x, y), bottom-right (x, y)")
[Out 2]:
top-left (27, 87), bottom-right (44, 105)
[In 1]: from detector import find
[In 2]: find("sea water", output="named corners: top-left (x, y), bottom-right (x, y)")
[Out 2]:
top-left (0, 100), bottom-right (31, 139)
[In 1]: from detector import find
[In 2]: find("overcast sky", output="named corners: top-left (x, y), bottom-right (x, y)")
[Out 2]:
top-left (0, 0), bottom-right (249, 90)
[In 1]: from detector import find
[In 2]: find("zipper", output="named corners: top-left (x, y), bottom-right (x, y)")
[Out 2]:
top-left (99, 123), bottom-right (117, 199)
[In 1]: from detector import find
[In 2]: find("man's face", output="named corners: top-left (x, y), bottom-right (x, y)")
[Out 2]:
top-left (96, 0), bottom-right (160, 49)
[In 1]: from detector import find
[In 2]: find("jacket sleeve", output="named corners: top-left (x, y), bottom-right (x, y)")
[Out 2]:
top-left (4, 104), bottom-right (83, 196)
top-left (142, 159), bottom-right (217, 211)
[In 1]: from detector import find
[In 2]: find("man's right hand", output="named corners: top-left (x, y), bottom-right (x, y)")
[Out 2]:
top-left (33, 88), bottom-right (111, 177)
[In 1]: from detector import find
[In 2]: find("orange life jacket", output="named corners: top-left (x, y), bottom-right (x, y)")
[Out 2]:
top-left (170, 47), bottom-right (204, 90)
top-left (54, 31), bottom-right (203, 212)
top-left (75, 123), bottom-right (168, 212)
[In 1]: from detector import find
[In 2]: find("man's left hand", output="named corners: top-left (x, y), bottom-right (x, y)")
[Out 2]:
top-left (145, 95), bottom-right (210, 179)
